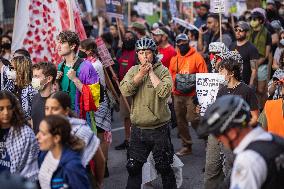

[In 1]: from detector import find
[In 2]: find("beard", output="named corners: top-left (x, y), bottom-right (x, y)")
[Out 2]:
top-left (237, 35), bottom-right (246, 41)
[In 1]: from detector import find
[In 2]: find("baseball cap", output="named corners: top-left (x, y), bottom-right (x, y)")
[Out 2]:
top-left (131, 22), bottom-right (146, 30)
top-left (271, 20), bottom-right (282, 31)
top-left (175, 33), bottom-right (189, 42)
top-left (152, 28), bottom-right (166, 36)
top-left (251, 8), bottom-right (266, 20)
top-left (235, 21), bottom-right (250, 31)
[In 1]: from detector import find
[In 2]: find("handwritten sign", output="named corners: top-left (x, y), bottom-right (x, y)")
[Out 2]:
top-left (95, 37), bottom-right (115, 68)
top-left (211, 0), bottom-right (225, 13)
top-left (196, 73), bottom-right (225, 116)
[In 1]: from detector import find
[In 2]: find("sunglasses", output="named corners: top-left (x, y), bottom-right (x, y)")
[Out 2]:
top-left (234, 28), bottom-right (244, 33)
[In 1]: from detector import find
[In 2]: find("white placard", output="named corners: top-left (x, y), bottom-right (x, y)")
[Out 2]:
top-left (211, 0), bottom-right (225, 13)
top-left (196, 73), bottom-right (225, 116)
top-left (136, 2), bottom-right (154, 16)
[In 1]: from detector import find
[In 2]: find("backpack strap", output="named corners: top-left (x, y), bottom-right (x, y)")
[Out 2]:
top-left (60, 58), bottom-right (84, 93)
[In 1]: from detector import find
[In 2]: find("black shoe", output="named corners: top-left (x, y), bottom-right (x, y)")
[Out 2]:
top-left (115, 140), bottom-right (129, 150)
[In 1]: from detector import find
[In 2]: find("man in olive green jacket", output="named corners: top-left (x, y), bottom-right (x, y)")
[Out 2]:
top-left (120, 37), bottom-right (176, 189)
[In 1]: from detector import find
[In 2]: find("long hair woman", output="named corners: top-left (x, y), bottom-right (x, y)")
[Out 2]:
top-left (0, 90), bottom-right (38, 180)
top-left (45, 91), bottom-right (105, 188)
top-left (3, 56), bottom-right (37, 120)
top-left (37, 115), bottom-right (90, 189)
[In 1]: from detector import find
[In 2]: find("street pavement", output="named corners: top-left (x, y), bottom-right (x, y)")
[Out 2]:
top-left (104, 112), bottom-right (206, 189)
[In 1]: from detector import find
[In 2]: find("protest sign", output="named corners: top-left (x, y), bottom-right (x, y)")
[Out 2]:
top-left (169, 0), bottom-right (179, 18)
top-left (136, 2), bottom-right (154, 16)
top-left (105, 0), bottom-right (124, 19)
top-left (196, 73), bottom-right (225, 116)
top-left (211, 0), bottom-right (225, 13)
top-left (95, 37), bottom-right (115, 68)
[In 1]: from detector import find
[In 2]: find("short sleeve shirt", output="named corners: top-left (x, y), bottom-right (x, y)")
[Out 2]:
top-left (217, 82), bottom-right (259, 111)
top-left (230, 41), bottom-right (259, 84)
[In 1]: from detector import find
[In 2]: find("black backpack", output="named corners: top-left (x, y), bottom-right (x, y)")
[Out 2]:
top-left (245, 135), bottom-right (284, 189)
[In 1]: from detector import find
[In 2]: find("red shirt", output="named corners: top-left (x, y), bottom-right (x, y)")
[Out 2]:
top-left (158, 45), bottom-right (177, 68)
top-left (117, 49), bottom-right (136, 81)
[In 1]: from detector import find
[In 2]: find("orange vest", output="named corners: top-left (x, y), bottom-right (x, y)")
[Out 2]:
top-left (264, 99), bottom-right (284, 137)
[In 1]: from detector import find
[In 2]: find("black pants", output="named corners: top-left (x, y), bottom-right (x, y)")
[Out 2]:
top-left (126, 123), bottom-right (177, 189)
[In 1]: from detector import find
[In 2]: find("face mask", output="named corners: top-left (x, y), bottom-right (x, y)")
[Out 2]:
top-left (177, 43), bottom-right (190, 56)
top-left (280, 39), bottom-right (284, 46)
top-left (266, 9), bottom-right (276, 20)
top-left (6, 69), bottom-right (16, 80)
top-left (78, 50), bottom-right (87, 58)
top-left (122, 38), bottom-right (136, 50)
top-left (279, 9), bottom-right (284, 16)
top-left (250, 20), bottom-right (260, 28)
top-left (1, 43), bottom-right (11, 50)
top-left (31, 77), bottom-right (46, 91)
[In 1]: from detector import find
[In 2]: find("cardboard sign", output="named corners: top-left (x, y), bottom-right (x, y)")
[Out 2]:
top-left (211, 0), bottom-right (225, 13)
top-left (196, 73), bottom-right (225, 116)
top-left (105, 0), bottom-right (124, 19)
top-left (95, 37), bottom-right (115, 68)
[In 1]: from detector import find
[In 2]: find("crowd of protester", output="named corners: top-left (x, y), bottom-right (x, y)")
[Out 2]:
top-left (0, 0), bottom-right (284, 189)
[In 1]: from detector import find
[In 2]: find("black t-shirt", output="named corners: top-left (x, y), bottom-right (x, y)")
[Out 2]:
top-left (217, 82), bottom-right (259, 111)
top-left (230, 41), bottom-right (259, 85)
top-left (31, 93), bottom-right (48, 134)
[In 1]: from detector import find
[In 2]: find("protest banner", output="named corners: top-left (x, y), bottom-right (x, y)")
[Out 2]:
top-left (105, 0), bottom-right (124, 19)
top-left (196, 73), bottom-right (225, 116)
top-left (12, 0), bottom-right (86, 64)
top-left (95, 37), bottom-right (115, 68)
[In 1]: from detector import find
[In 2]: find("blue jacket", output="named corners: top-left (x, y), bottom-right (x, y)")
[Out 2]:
top-left (38, 148), bottom-right (90, 189)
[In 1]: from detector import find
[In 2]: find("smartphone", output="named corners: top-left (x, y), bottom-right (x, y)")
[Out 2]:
top-left (202, 25), bottom-right (208, 31)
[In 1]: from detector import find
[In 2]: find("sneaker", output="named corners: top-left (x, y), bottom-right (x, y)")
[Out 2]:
top-left (176, 146), bottom-right (192, 156)
top-left (115, 140), bottom-right (129, 150)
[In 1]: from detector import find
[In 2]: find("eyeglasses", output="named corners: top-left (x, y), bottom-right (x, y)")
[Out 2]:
top-left (235, 28), bottom-right (244, 33)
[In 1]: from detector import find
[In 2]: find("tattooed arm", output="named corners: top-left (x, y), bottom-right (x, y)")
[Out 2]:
top-left (249, 59), bottom-right (258, 87)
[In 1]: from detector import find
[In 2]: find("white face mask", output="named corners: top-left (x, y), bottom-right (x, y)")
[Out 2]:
top-left (6, 69), bottom-right (16, 80)
top-left (280, 39), bottom-right (284, 46)
top-left (31, 77), bottom-right (46, 91)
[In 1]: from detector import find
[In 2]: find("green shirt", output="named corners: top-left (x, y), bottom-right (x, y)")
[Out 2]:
top-left (60, 65), bottom-right (77, 110)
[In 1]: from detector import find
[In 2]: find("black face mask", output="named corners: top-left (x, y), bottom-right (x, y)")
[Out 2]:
top-left (1, 43), bottom-right (11, 50)
top-left (266, 9), bottom-right (277, 20)
top-left (78, 50), bottom-right (87, 58)
top-left (122, 38), bottom-right (136, 50)
top-left (177, 44), bottom-right (190, 56)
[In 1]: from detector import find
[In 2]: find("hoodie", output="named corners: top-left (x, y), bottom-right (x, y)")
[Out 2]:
top-left (169, 46), bottom-right (208, 96)
top-left (38, 148), bottom-right (90, 189)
